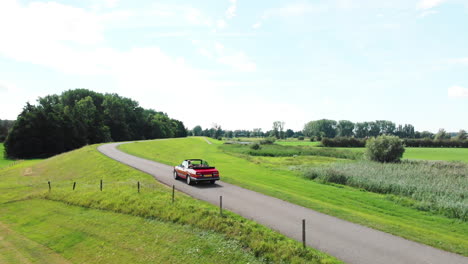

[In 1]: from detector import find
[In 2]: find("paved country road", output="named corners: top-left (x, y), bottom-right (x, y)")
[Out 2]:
top-left (98, 142), bottom-right (467, 264)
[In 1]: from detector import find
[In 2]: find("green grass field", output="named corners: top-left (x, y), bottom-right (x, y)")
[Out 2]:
top-left (0, 145), bottom-right (337, 264)
top-left (119, 137), bottom-right (468, 256)
top-left (0, 143), bottom-right (17, 169)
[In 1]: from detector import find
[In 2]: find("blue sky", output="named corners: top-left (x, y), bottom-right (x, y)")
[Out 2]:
top-left (0, 0), bottom-right (467, 132)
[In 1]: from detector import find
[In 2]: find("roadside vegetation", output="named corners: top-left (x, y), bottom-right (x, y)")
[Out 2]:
top-left (0, 145), bottom-right (338, 264)
top-left (119, 137), bottom-right (468, 256)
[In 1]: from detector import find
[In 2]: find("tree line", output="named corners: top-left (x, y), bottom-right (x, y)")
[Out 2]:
top-left (188, 123), bottom-right (303, 140)
top-left (5, 89), bottom-right (187, 159)
top-left (303, 119), bottom-right (466, 140)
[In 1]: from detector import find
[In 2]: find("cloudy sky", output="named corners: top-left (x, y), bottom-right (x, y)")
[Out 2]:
top-left (0, 0), bottom-right (467, 132)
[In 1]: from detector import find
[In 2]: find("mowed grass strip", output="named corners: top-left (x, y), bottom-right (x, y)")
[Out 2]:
top-left (0, 199), bottom-right (262, 264)
top-left (119, 137), bottom-right (468, 256)
top-left (0, 145), bottom-right (338, 264)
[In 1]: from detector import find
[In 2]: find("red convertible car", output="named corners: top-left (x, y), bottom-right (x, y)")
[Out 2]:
top-left (173, 159), bottom-right (220, 185)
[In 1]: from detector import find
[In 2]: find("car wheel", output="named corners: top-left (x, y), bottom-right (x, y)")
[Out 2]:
top-left (210, 180), bottom-right (216, 184)
top-left (173, 171), bottom-right (179, 180)
top-left (186, 175), bottom-right (193, 185)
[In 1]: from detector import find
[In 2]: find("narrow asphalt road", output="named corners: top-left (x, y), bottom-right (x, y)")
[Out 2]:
top-left (98, 142), bottom-right (467, 264)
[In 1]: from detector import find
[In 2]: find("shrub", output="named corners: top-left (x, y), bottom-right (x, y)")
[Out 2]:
top-left (403, 138), bottom-right (468, 148)
top-left (250, 143), bottom-right (261, 150)
top-left (259, 137), bottom-right (276, 145)
top-left (321, 137), bottom-right (366, 147)
top-left (298, 136), bottom-right (305, 141)
top-left (366, 135), bottom-right (405, 163)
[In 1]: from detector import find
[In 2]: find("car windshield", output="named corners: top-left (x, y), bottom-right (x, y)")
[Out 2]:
top-left (189, 160), bottom-right (210, 167)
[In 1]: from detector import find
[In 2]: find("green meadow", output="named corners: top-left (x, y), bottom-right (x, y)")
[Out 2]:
top-left (119, 137), bottom-right (468, 256)
top-left (0, 145), bottom-right (338, 264)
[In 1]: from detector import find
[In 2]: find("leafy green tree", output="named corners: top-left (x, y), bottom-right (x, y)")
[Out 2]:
top-left (192, 125), bottom-right (203, 136)
top-left (435, 128), bottom-right (451, 140)
top-left (303, 119), bottom-right (337, 138)
top-left (368, 122), bottom-right (381, 137)
top-left (355, 122), bottom-right (369, 138)
top-left (366, 135), bottom-right (405, 163)
top-left (337, 120), bottom-right (354, 137)
top-left (5, 89), bottom-right (186, 158)
top-left (285, 129), bottom-right (294, 138)
top-left (455, 129), bottom-right (467, 140)
top-left (272, 121), bottom-right (285, 139)
top-left (375, 120), bottom-right (396, 135)
top-left (420, 131), bottom-right (434, 139)
top-left (0, 119), bottom-right (14, 142)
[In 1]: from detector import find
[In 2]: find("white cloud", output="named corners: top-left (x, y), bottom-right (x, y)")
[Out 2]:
top-left (418, 10), bottom-right (438, 17)
top-left (418, 0), bottom-right (447, 9)
top-left (226, 0), bottom-right (237, 19)
top-left (217, 52), bottom-right (256, 72)
top-left (449, 58), bottom-right (468, 65)
top-left (212, 42), bottom-right (256, 72)
top-left (217, 19), bottom-right (227, 29)
top-left (252, 22), bottom-right (262, 29)
top-left (448, 85), bottom-right (468, 98)
top-left (263, 2), bottom-right (325, 19)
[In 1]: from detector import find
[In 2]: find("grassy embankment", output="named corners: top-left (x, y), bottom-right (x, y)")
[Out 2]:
top-left (119, 137), bottom-right (468, 256)
top-left (0, 145), bottom-right (338, 264)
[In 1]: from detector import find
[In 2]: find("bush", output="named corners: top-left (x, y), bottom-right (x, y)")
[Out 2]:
top-left (321, 137), bottom-right (366, 147)
top-left (250, 143), bottom-right (261, 150)
top-left (298, 136), bottom-right (305, 141)
top-left (259, 137), bottom-right (276, 145)
top-left (403, 138), bottom-right (468, 148)
top-left (366, 135), bottom-right (405, 163)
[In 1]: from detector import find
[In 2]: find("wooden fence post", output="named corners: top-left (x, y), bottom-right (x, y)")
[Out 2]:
top-left (48, 181), bottom-right (51, 191)
top-left (100, 179), bottom-right (103, 191)
top-left (172, 185), bottom-right (175, 203)
top-left (220, 196), bottom-right (223, 217)
top-left (73, 182), bottom-right (76, 190)
top-left (138, 181), bottom-right (140, 193)
top-left (302, 219), bottom-right (306, 248)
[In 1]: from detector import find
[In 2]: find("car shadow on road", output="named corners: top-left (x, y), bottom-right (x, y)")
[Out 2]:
top-left (192, 182), bottom-right (223, 189)
top-left (174, 179), bottom-right (223, 188)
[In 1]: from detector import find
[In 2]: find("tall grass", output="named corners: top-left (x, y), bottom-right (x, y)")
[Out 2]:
top-left (220, 144), bottom-right (362, 160)
top-left (303, 161), bottom-right (468, 220)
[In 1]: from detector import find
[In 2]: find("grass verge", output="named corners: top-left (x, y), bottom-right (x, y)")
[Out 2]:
top-left (119, 137), bottom-right (468, 256)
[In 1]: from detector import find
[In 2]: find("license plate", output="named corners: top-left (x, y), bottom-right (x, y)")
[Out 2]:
top-left (204, 174), bottom-right (212, 177)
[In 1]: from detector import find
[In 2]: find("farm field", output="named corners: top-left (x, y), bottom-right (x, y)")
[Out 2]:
top-left (0, 143), bottom-right (16, 168)
top-left (0, 145), bottom-right (336, 264)
top-left (119, 137), bottom-right (468, 256)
